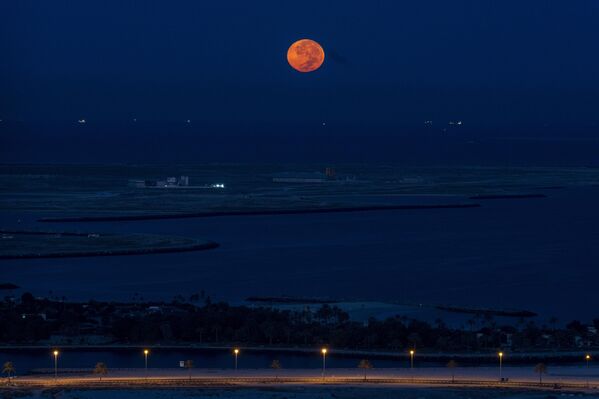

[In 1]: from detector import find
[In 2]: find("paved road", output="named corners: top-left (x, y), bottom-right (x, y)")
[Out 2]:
top-left (5, 367), bottom-right (599, 391)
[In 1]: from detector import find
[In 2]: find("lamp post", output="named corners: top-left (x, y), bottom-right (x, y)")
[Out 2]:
top-left (498, 352), bottom-right (504, 381)
top-left (233, 348), bottom-right (239, 370)
top-left (409, 350), bottom-right (415, 370)
top-left (586, 354), bottom-right (591, 388)
top-left (143, 349), bottom-right (149, 380)
top-left (321, 348), bottom-right (328, 379)
top-left (53, 350), bottom-right (59, 380)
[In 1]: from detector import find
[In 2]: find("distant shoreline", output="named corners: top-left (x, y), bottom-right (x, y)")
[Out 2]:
top-left (0, 241), bottom-right (219, 260)
top-left (0, 230), bottom-right (219, 260)
top-left (38, 203), bottom-right (481, 223)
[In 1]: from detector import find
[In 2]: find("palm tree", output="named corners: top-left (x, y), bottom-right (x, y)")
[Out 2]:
top-left (357, 359), bottom-right (373, 381)
top-left (534, 363), bottom-right (547, 385)
top-left (270, 360), bottom-right (281, 380)
top-left (184, 360), bottom-right (194, 381)
top-left (446, 360), bottom-right (457, 383)
top-left (2, 362), bottom-right (15, 382)
top-left (93, 362), bottom-right (108, 381)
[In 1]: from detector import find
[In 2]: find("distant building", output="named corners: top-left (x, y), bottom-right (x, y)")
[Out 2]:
top-left (273, 172), bottom-right (328, 183)
top-left (129, 175), bottom-right (191, 188)
top-left (273, 168), bottom-right (353, 184)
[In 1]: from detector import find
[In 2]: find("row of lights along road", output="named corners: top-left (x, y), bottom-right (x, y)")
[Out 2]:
top-left (48, 349), bottom-right (592, 380)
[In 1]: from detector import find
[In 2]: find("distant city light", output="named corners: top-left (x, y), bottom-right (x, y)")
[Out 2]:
top-left (78, 119), bottom-right (86, 124)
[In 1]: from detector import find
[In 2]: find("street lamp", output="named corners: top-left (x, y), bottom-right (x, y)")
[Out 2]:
top-left (233, 348), bottom-right (239, 370)
top-left (586, 354), bottom-right (591, 387)
top-left (321, 348), bottom-right (328, 379)
top-left (53, 350), bottom-right (59, 380)
top-left (143, 349), bottom-right (149, 379)
top-left (498, 352), bottom-right (504, 381)
top-left (409, 350), bottom-right (415, 370)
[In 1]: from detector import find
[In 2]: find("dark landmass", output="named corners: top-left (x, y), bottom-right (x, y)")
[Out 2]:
top-left (469, 194), bottom-right (547, 200)
top-left (436, 305), bottom-right (537, 318)
top-left (37, 203), bottom-right (481, 223)
top-left (2, 294), bottom-right (598, 358)
top-left (248, 298), bottom-right (537, 319)
top-left (0, 164), bottom-right (599, 216)
top-left (0, 230), bottom-right (218, 260)
top-left (2, 164), bottom-right (597, 214)
top-left (0, 283), bottom-right (19, 290)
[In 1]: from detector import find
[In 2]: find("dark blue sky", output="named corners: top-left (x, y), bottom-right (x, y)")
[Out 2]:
top-left (1, 1), bottom-right (599, 163)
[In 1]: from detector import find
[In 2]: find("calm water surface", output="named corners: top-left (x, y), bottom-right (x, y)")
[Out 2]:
top-left (1, 187), bottom-right (599, 321)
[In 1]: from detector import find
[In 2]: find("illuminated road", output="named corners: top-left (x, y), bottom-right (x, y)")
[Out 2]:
top-left (6, 367), bottom-right (599, 391)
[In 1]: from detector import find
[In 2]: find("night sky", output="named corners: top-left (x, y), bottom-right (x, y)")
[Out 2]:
top-left (1, 1), bottom-right (599, 163)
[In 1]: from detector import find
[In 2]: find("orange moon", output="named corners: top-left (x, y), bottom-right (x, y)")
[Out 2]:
top-left (287, 39), bottom-right (325, 73)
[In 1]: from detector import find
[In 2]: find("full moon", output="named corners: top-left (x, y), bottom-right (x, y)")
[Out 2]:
top-left (287, 39), bottom-right (325, 73)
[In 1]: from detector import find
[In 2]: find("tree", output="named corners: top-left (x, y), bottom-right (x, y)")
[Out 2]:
top-left (357, 359), bottom-right (373, 381)
top-left (93, 362), bottom-right (108, 381)
top-left (533, 363), bottom-right (547, 385)
top-left (270, 359), bottom-right (281, 380)
top-left (2, 362), bottom-right (15, 382)
top-left (566, 320), bottom-right (586, 337)
top-left (446, 360), bottom-right (458, 383)
top-left (184, 360), bottom-right (194, 381)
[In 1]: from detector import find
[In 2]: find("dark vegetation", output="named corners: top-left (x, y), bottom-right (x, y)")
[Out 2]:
top-left (1, 293), bottom-right (598, 353)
